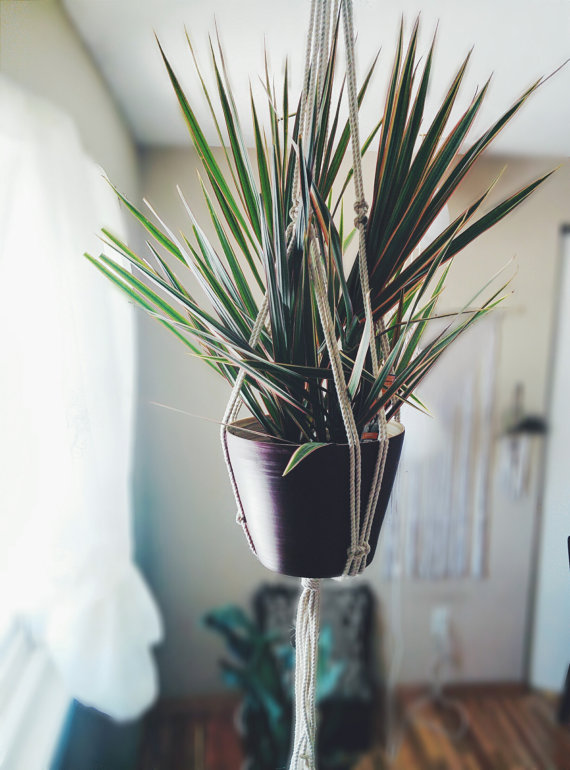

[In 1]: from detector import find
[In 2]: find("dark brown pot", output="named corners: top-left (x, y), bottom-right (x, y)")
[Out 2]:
top-left (226, 419), bottom-right (405, 578)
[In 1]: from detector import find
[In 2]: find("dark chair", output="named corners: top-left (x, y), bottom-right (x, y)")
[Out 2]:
top-left (254, 582), bottom-right (378, 768)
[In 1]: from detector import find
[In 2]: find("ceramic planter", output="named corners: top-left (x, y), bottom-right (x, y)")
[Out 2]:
top-left (226, 419), bottom-right (405, 578)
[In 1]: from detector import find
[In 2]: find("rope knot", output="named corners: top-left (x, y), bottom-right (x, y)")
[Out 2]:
top-left (301, 577), bottom-right (321, 592)
top-left (354, 200), bottom-right (369, 228)
top-left (347, 542), bottom-right (371, 559)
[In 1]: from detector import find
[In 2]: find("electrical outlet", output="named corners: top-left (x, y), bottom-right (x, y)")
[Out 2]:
top-left (430, 605), bottom-right (450, 643)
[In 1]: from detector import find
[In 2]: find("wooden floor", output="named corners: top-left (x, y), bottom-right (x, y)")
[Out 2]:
top-left (359, 686), bottom-right (570, 770)
top-left (137, 687), bottom-right (570, 770)
top-left (137, 694), bottom-right (243, 770)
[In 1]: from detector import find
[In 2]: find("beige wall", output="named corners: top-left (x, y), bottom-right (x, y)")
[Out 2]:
top-left (138, 145), bottom-right (569, 695)
top-left (400, 157), bottom-right (569, 684)
top-left (134, 148), bottom-right (277, 694)
top-left (0, 0), bottom-right (138, 200)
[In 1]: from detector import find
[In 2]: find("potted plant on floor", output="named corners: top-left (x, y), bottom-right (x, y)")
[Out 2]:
top-left (203, 603), bottom-right (346, 770)
top-left (87, 12), bottom-right (550, 579)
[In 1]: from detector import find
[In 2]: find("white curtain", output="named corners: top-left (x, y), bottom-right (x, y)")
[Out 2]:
top-left (0, 76), bottom-right (163, 721)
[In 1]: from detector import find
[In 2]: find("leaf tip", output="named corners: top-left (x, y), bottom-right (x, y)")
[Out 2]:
top-left (282, 442), bottom-right (327, 476)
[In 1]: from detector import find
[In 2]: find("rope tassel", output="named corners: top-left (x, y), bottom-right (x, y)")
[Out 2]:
top-left (289, 578), bottom-right (321, 770)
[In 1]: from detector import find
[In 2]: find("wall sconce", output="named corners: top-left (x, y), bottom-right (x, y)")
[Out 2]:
top-left (500, 383), bottom-right (547, 500)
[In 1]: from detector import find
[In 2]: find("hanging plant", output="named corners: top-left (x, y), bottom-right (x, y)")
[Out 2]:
top-left (86, 2), bottom-right (553, 766)
top-left (87, 12), bottom-right (549, 571)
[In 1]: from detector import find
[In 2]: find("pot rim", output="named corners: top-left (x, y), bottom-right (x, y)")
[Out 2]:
top-left (227, 416), bottom-right (405, 447)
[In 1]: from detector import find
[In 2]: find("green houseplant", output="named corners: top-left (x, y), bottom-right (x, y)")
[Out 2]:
top-left (203, 604), bottom-right (347, 769)
top-left (87, 14), bottom-right (550, 573)
top-left (87, 8), bottom-right (555, 765)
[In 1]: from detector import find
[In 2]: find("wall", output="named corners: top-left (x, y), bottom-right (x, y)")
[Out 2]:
top-left (138, 143), bottom-right (570, 695)
top-left (133, 148), bottom-right (276, 694)
top-left (0, 0), bottom-right (138, 200)
top-left (411, 156), bottom-right (569, 686)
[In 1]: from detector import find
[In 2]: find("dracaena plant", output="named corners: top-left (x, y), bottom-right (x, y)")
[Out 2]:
top-left (87, 19), bottom-right (551, 446)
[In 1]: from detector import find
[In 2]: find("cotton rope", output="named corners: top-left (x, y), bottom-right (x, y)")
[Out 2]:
top-left (339, 0), bottom-right (391, 579)
top-left (219, 2), bottom-right (396, 767)
top-left (220, 292), bottom-right (270, 552)
top-left (288, 577), bottom-right (321, 768)
top-left (289, 3), bottom-right (392, 767)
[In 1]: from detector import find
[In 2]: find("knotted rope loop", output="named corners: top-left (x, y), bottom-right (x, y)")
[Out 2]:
top-left (346, 542), bottom-right (371, 575)
top-left (347, 542), bottom-right (370, 559)
top-left (353, 199), bottom-right (369, 227)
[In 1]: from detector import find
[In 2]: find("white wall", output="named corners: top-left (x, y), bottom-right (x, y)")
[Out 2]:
top-left (138, 145), bottom-right (570, 695)
top-left (0, 0), bottom-right (138, 200)
top-left (530, 228), bottom-right (570, 691)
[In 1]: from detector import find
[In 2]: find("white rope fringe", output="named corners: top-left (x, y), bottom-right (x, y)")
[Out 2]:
top-left (289, 578), bottom-right (321, 769)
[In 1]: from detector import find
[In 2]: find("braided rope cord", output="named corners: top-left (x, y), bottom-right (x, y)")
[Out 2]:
top-left (288, 577), bottom-right (321, 769)
top-left (308, 233), bottom-right (362, 568)
top-left (340, 0), bottom-right (391, 576)
top-left (217, 3), bottom-right (396, 767)
top-left (290, 1), bottom-right (392, 766)
top-left (220, 294), bottom-right (270, 552)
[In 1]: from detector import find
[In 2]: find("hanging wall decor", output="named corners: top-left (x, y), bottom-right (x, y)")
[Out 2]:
top-left (380, 316), bottom-right (499, 581)
top-left (87, 1), bottom-right (554, 766)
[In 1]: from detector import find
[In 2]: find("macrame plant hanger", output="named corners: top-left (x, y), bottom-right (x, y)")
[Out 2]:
top-left (220, 1), bottom-right (394, 767)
